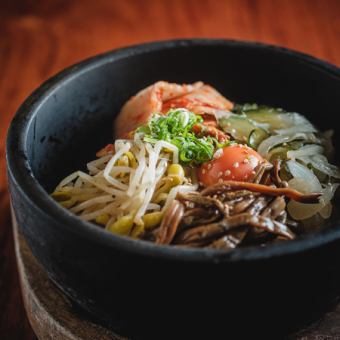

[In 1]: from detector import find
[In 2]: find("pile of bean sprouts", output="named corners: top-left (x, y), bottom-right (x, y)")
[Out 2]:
top-left (52, 133), bottom-right (198, 231)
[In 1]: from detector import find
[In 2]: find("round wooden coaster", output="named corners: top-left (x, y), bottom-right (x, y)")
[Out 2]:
top-left (12, 213), bottom-right (340, 339)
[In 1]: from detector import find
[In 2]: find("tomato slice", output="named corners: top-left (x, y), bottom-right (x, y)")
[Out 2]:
top-left (198, 145), bottom-right (264, 186)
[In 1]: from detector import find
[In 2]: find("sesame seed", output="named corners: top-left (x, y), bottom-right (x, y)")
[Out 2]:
top-left (207, 163), bottom-right (212, 170)
top-left (213, 148), bottom-right (223, 159)
top-left (248, 155), bottom-right (259, 169)
top-left (231, 129), bottom-right (236, 134)
top-left (202, 169), bottom-right (206, 174)
top-left (224, 169), bottom-right (231, 176)
top-left (233, 162), bottom-right (239, 168)
top-left (218, 171), bottom-right (223, 178)
top-left (251, 170), bottom-right (256, 175)
top-left (243, 158), bottom-right (249, 164)
top-left (218, 178), bottom-right (224, 183)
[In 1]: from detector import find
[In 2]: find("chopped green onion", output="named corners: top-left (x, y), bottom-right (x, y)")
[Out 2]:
top-left (136, 108), bottom-right (225, 165)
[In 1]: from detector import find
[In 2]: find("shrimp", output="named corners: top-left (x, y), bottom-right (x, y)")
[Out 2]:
top-left (114, 81), bottom-right (233, 138)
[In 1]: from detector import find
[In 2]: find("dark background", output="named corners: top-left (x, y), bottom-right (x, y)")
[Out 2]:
top-left (1, 0), bottom-right (340, 338)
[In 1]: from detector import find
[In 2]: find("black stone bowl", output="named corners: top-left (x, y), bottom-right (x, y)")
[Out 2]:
top-left (6, 39), bottom-right (340, 339)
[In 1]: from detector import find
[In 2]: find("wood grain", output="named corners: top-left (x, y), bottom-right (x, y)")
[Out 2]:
top-left (1, 1), bottom-right (340, 339)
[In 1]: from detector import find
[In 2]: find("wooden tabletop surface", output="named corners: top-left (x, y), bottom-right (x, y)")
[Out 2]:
top-left (1, 1), bottom-right (340, 338)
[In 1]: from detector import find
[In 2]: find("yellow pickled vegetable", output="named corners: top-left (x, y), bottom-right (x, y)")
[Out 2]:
top-left (163, 147), bottom-right (173, 154)
top-left (167, 164), bottom-right (185, 177)
top-left (107, 215), bottom-right (134, 235)
top-left (153, 192), bottom-right (168, 204)
top-left (125, 151), bottom-right (137, 168)
top-left (60, 198), bottom-right (76, 208)
top-left (143, 211), bottom-right (163, 230)
top-left (52, 191), bottom-right (76, 208)
top-left (51, 191), bottom-right (71, 201)
top-left (154, 175), bottom-right (183, 200)
top-left (117, 155), bottom-right (129, 167)
top-left (95, 214), bottom-right (110, 225)
top-left (116, 155), bottom-right (130, 178)
top-left (169, 174), bottom-right (183, 186)
top-left (130, 223), bottom-right (144, 238)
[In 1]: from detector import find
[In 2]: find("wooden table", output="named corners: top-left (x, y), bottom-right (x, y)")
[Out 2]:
top-left (1, 1), bottom-right (340, 338)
